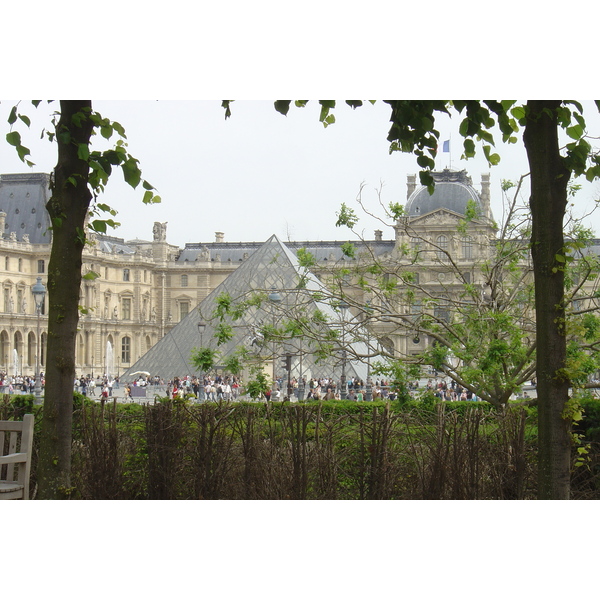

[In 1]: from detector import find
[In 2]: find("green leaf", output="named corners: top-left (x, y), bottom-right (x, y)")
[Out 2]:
top-left (566, 124), bottom-right (584, 140)
top-left (18, 114), bottom-right (31, 127)
top-left (323, 114), bottom-right (336, 127)
top-left (91, 219), bottom-right (107, 233)
top-left (16, 144), bottom-right (31, 162)
top-left (510, 105), bottom-right (526, 123)
top-left (6, 131), bottom-right (21, 146)
top-left (462, 138), bottom-right (476, 158)
top-left (335, 203), bottom-right (359, 228)
top-left (77, 143), bottom-right (90, 161)
top-left (7, 106), bottom-right (17, 125)
top-left (274, 100), bottom-right (291, 116)
top-left (121, 157), bottom-right (141, 188)
top-left (112, 121), bottom-right (126, 138)
top-left (341, 242), bottom-right (356, 258)
top-left (100, 123), bottom-right (113, 139)
top-left (319, 100), bottom-right (336, 124)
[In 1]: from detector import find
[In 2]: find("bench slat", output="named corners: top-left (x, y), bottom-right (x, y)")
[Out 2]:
top-left (0, 415), bottom-right (34, 500)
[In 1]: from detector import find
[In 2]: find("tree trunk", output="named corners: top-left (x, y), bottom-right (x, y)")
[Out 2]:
top-left (523, 100), bottom-right (572, 499)
top-left (37, 100), bottom-right (93, 499)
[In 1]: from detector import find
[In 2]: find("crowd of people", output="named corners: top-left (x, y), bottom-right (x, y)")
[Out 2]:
top-left (164, 375), bottom-right (242, 401)
top-left (70, 371), bottom-right (396, 403)
top-left (269, 375), bottom-right (395, 401)
top-left (426, 379), bottom-right (482, 401)
top-left (5, 369), bottom-right (513, 405)
top-left (74, 375), bottom-right (122, 398)
top-left (1, 373), bottom-right (41, 394)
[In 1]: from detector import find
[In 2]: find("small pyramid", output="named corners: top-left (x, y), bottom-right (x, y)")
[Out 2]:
top-left (122, 235), bottom-right (370, 383)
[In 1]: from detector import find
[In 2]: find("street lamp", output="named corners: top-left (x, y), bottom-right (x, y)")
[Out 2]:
top-left (197, 321), bottom-right (206, 400)
top-left (268, 286), bottom-right (281, 396)
top-left (339, 299), bottom-right (349, 400)
top-left (365, 300), bottom-right (373, 402)
top-left (32, 276), bottom-right (46, 403)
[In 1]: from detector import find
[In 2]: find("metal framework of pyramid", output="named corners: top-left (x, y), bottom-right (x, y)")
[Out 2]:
top-left (122, 235), bottom-right (370, 383)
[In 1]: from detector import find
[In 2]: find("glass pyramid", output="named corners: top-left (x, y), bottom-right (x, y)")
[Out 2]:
top-left (122, 235), bottom-right (371, 383)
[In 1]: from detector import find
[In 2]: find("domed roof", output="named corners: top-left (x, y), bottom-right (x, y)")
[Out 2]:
top-left (406, 170), bottom-right (483, 218)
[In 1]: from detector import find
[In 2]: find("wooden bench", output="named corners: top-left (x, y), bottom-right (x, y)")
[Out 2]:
top-left (0, 414), bottom-right (34, 500)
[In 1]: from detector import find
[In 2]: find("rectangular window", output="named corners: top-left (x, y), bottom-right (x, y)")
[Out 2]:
top-left (462, 236), bottom-right (473, 260)
top-left (122, 298), bottom-right (131, 320)
top-left (3, 288), bottom-right (10, 312)
top-left (123, 269), bottom-right (130, 282)
top-left (179, 301), bottom-right (189, 321)
top-left (436, 235), bottom-right (449, 261)
top-left (181, 274), bottom-right (188, 287)
top-left (121, 337), bottom-right (131, 363)
top-left (38, 260), bottom-right (45, 274)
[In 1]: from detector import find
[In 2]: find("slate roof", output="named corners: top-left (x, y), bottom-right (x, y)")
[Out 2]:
top-left (406, 169), bottom-right (483, 218)
top-left (0, 173), bottom-right (52, 244)
top-left (177, 239), bottom-right (395, 264)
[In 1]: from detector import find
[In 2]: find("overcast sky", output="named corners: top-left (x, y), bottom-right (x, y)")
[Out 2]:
top-left (1, 99), bottom-right (600, 248)
top-left (5, 1), bottom-right (599, 589)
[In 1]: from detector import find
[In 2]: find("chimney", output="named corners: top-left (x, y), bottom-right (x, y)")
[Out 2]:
top-left (0, 212), bottom-right (6, 236)
top-left (215, 232), bottom-right (224, 243)
top-left (480, 174), bottom-right (491, 220)
top-left (374, 230), bottom-right (383, 241)
top-left (407, 174), bottom-right (417, 200)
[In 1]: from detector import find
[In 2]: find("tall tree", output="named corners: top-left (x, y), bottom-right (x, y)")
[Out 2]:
top-left (225, 99), bottom-right (600, 499)
top-left (38, 101), bottom-right (94, 498)
top-left (5, 101), bottom-right (160, 498)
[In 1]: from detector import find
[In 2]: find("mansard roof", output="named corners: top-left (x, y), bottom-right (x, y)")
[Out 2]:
top-left (177, 238), bottom-right (395, 264)
top-left (0, 173), bottom-right (52, 244)
top-left (406, 169), bottom-right (483, 218)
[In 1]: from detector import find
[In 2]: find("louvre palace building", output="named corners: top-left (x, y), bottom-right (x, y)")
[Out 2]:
top-left (1, 168), bottom-right (584, 381)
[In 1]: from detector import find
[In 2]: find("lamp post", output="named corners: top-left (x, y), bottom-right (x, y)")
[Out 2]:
top-left (365, 300), bottom-right (373, 402)
top-left (268, 286), bottom-right (281, 396)
top-left (32, 276), bottom-right (46, 404)
top-left (339, 299), bottom-right (348, 400)
top-left (197, 320), bottom-right (206, 400)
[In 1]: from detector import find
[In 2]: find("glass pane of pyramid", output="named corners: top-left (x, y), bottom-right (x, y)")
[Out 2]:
top-left (122, 235), bottom-right (372, 384)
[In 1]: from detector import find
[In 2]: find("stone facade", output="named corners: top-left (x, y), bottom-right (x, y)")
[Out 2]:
top-left (2, 168), bottom-right (588, 380)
